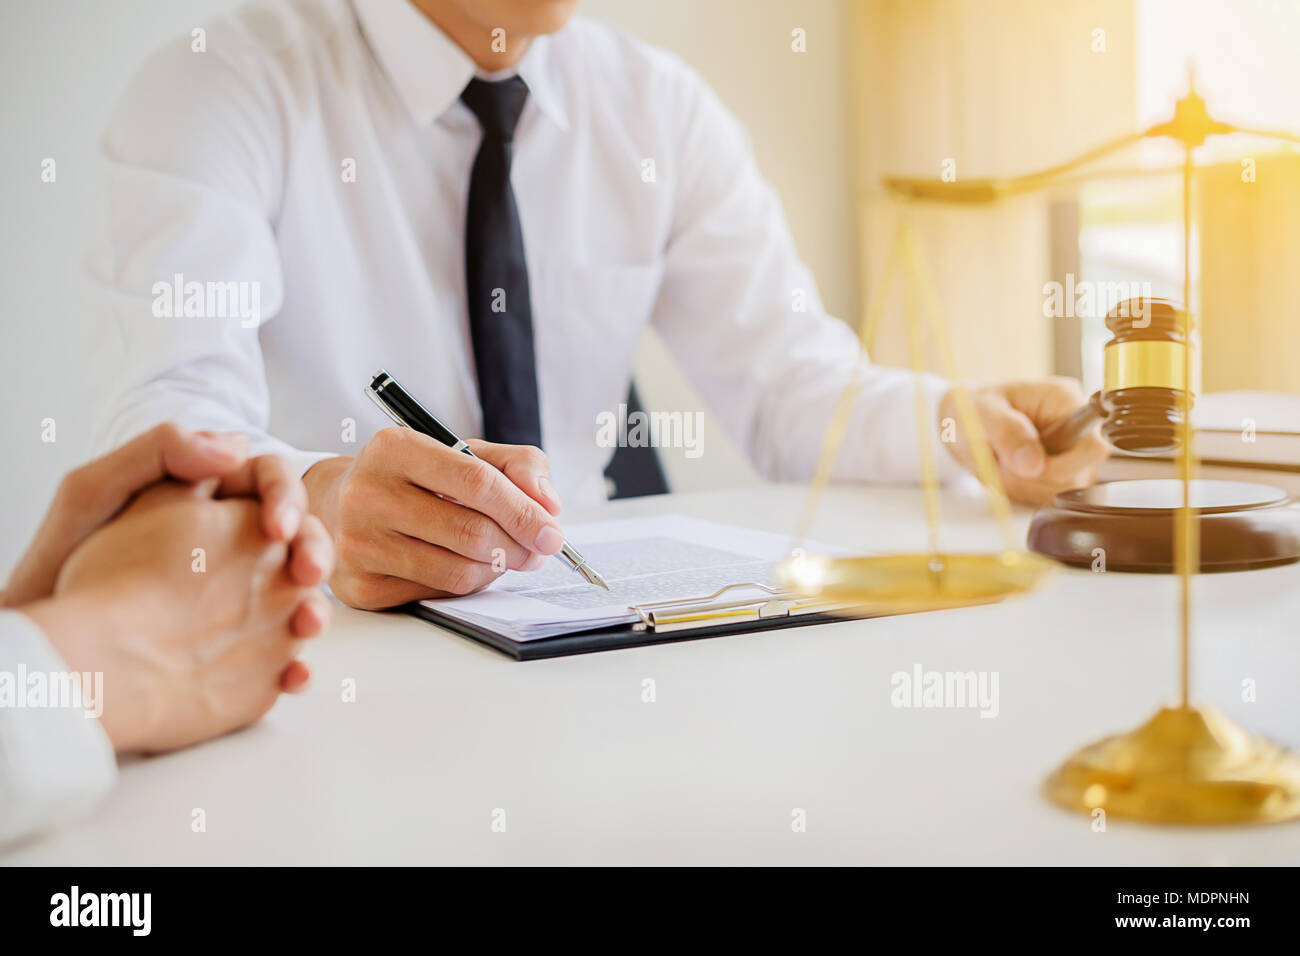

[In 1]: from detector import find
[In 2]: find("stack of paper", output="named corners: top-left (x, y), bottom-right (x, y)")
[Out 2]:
top-left (420, 514), bottom-right (801, 642)
top-left (1191, 391), bottom-right (1300, 468)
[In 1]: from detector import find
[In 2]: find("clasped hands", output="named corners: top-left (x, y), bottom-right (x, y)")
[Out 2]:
top-left (2, 424), bottom-right (335, 754)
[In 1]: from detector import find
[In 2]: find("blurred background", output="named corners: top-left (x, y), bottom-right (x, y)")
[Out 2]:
top-left (3, 0), bottom-right (1299, 575)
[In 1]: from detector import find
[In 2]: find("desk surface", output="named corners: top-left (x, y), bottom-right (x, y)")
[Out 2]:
top-left (6, 481), bottom-right (1300, 865)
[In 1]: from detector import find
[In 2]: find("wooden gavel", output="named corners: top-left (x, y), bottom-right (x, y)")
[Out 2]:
top-left (1040, 297), bottom-right (1193, 456)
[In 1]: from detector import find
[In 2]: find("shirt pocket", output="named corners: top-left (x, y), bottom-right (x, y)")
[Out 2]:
top-left (531, 261), bottom-right (665, 429)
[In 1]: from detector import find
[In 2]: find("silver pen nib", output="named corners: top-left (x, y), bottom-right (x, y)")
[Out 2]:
top-left (560, 541), bottom-right (610, 590)
top-left (575, 561), bottom-right (610, 591)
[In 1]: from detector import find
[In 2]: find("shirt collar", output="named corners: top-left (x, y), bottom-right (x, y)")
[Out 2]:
top-left (353, 0), bottom-right (569, 131)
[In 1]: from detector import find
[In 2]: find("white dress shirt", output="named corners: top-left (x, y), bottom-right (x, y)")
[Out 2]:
top-left (0, 610), bottom-right (117, 846)
top-left (87, 0), bottom-right (961, 507)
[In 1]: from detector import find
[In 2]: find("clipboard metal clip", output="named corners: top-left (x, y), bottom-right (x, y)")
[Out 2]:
top-left (630, 582), bottom-right (840, 633)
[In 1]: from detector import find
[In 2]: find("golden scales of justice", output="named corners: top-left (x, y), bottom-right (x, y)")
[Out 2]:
top-left (774, 73), bottom-right (1300, 824)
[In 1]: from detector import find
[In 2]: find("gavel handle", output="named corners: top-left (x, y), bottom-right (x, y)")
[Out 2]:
top-left (1040, 392), bottom-right (1106, 455)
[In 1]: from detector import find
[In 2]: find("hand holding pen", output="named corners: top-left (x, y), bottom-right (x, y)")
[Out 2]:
top-left (366, 371), bottom-right (608, 590)
top-left (301, 371), bottom-right (605, 611)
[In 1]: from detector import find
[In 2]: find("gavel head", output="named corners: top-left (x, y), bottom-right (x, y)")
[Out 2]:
top-left (1098, 297), bottom-right (1192, 456)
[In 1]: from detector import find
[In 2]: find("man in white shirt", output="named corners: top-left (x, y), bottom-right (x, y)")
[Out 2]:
top-left (0, 426), bottom-right (333, 845)
top-left (89, 0), bottom-right (1108, 611)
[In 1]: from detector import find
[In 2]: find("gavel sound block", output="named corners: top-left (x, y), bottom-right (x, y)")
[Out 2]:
top-left (1027, 297), bottom-right (1300, 572)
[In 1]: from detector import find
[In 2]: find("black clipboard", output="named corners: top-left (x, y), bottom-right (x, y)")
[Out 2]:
top-left (405, 604), bottom-right (844, 660)
top-left (403, 582), bottom-right (852, 661)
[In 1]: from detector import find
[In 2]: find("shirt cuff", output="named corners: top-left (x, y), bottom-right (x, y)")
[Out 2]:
top-left (832, 369), bottom-right (968, 486)
top-left (275, 446), bottom-right (339, 480)
top-left (0, 609), bottom-right (118, 847)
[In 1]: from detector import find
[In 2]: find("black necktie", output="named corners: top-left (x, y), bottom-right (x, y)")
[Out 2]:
top-left (460, 76), bottom-right (542, 447)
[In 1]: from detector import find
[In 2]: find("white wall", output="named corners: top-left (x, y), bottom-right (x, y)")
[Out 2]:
top-left (0, 0), bottom-right (856, 574)
top-left (0, 0), bottom-right (244, 576)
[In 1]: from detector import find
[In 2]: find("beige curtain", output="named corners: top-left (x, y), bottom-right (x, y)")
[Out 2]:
top-left (847, 0), bottom-right (1137, 382)
top-left (1199, 154), bottom-right (1300, 393)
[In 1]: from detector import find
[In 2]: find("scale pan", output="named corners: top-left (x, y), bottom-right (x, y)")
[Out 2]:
top-left (774, 550), bottom-right (1055, 613)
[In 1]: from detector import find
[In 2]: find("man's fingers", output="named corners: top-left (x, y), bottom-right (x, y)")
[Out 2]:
top-left (1040, 430), bottom-right (1110, 484)
top-left (384, 430), bottom-right (563, 556)
top-left (288, 514), bottom-right (335, 587)
top-left (289, 588), bottom-right (332, 639)
top-left (115, 424), bottom-right (249, 490)
top-left (332, 528), bottom-right (498, 606)
top-left (62, 424), bottom-right (248, 532)
top-left (946, 380), bottom-right (1105, 506)
top-left (977, 393), bottom-right (1046, 479)
top-left (1002, 464), bottom-right (1099, 506)
top-left (321, 429), bottom-right (563, 611)
top-left (280, 659), bottom-right (313, 693)
top-left (1000, 431), bottom-right (1105, 504)
top-left (993, 380), bottom-right (1108, 500)
top-left (468, 440), bottom-right (563, 515)
top-left (379, 482), bottom-right (535, 569)
top-left (332, 571), bottom-right (442, 611)
top-left (0, 426), bottom-right (249, 606)
top-left (374, 532), bottom-right (499, 596)
top-left (1000, 474), bottom-right (1060, 507)
top-left (217, 454), bottom-right (309, 541)
top-left (1001, 377), bottom-right (1088, 428)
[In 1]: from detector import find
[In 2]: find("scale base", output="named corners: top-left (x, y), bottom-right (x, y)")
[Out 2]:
top-left (1044, 706), bottom-right (1300, 824)
top-left (1028, 478), bottom-right (1300, 572)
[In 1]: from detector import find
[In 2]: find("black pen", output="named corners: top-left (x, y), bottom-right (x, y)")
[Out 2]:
top-left (364, 369), bottom-right (610, 590)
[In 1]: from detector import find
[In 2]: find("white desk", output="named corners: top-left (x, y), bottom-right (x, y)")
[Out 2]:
top-left (6, 482), bottom-right (1300, 865)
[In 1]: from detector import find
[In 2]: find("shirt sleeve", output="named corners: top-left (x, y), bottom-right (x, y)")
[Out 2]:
top-left (0, 610), bottom-right (118, 847)
top-left (83, 28), bottom-right (334, 478)
top-left (650, 70), bottom-right (965, 486)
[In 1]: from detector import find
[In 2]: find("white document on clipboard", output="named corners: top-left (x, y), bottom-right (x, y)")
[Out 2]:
top-left (419, 514), bottom-right (818, 641)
